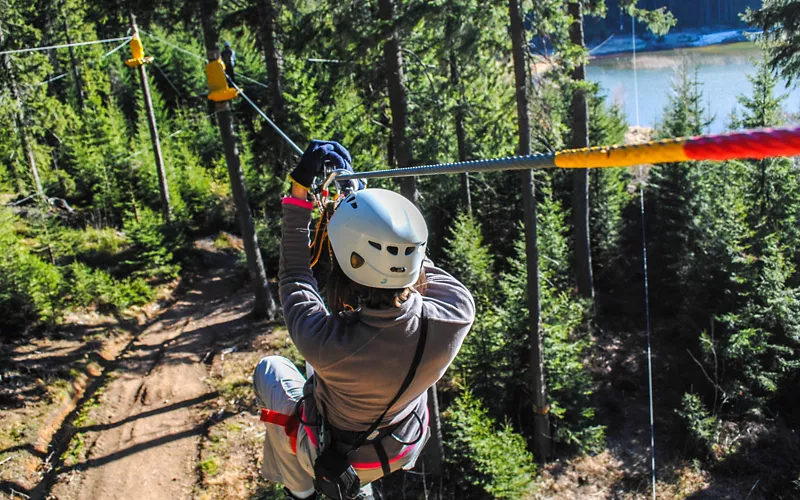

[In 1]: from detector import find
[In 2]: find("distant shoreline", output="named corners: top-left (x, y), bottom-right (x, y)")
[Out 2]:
top-left (587, 27), bottom-right (758, 57)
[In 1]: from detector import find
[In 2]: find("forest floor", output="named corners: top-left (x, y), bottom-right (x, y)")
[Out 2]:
top-left (0, 238), bottom-right (296, 500)
top-left (0, 234), bottom-right (785, 500)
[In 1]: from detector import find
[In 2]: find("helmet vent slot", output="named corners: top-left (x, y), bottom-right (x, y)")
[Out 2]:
top-left (387, 246), bottom-right (398, 256)
top-left (345, 194), bottom-right (355, 203)
top-left (368, 241), bottom-right (382, 250)
top-left (350, 252), bottom-right (365, 269)
top-left (405, 246), bottom-right (415, 256)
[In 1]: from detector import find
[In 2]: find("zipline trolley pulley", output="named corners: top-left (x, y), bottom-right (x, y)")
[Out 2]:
top-left (206, 58), bottom-right (238, 102)
top-left (124, 33), bottom-right (153, 67)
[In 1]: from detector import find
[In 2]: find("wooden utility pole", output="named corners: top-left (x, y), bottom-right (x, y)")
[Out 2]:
top-left (568, 2), bottom-right (594, 300)
top-left (508, 0), bottom-right (550, 462)
top-left (129, 13), bottom-right (171, 222)
top-left (378, 0), bottom-right (418, 203)
top-left (200, 0), bottom-right (277, 320)
top-left (0, 20), bottom-right (44, 199)
top-left (61, 0), bottom-right (85, 110)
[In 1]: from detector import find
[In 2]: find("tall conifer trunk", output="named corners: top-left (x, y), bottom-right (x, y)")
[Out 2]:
top-left (255, 0), bottom-right (289, 174)
top-left (378, 0), bottom-right (418, 202)
top-left (0, 20), bottom-right (44, 199)
top-left (200, 0), bottom-right (277, 320)
top-left (508, 0), bottom-right (550, 462)
top-left (568, 1), bottom-right (594, 300)
top-left (445, 2), bottom-right (471, 211)
top-left (256, 0), bottom-right (285, 121)
top-left (61, 0), bottom-right (84, 111)
top-left (449, 48), bottom-right (471, 212)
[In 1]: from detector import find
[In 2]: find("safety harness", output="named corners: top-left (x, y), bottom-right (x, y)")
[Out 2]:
top-left (260, 309), bottom-right (428, 484)
top-left (260, 407), bottom-right (301, 454)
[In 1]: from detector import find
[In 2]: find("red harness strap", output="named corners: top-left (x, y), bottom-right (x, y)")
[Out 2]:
top-left (260, 408), bottom-right (300, 454)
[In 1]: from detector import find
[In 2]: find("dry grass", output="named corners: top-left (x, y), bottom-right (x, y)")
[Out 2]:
top-left (194, 327), bottom-right (297, 500)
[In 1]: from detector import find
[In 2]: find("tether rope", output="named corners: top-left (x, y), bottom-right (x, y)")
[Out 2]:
top-left (139, 30), bottom-right (207, 62)
top-left (239, 74), bottom-right (270, 91)
top-left (34, 73), bottom-right (68, 87)
top-left (0, 36), bottom-right (132, 56)
top-left (102, 37), bottom-right (134, 59)
top-left (333, 126), bottom-right (800, 180)
top-left (632, 14), bottom-right (658, 500)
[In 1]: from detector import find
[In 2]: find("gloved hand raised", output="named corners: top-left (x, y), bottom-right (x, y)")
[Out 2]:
top-left (289, 140), bottom-right (352, 189)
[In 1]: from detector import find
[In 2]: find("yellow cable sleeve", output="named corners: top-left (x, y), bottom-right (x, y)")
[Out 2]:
top-left (554, 138), bottom-right (690, 168)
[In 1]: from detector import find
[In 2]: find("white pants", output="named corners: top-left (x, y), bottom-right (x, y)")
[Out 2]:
top-left (252, 356), bottom-right (318, 493)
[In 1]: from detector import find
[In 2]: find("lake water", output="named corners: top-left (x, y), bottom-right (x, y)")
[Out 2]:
top-left (586, 43), bottom-right (800, 134)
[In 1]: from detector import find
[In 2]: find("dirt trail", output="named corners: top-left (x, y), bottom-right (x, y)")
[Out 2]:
top-left (50, 252), bottom-right (260, 500)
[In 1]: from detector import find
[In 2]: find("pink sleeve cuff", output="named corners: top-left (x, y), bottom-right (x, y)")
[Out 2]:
top-left (282, 196), bottom-right (314, 210)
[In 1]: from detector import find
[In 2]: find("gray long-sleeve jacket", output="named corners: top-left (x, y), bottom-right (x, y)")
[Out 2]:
top-left (279, 202), bottom-right (475, 467)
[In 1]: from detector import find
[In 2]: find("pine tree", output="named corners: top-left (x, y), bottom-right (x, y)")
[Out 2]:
top-left (644, 62), bottom-right (710, 319)
top-left (732, 57), bottom-right (800, 253)
top-left (746, 0), bottom-right (800, 84)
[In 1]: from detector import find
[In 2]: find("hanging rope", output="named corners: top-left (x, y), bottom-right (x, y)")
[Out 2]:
top-left (632, 14), bottom-right (658, 500)
top-left (0, 36), bottom-right (132, 56)
top-left (34, 73), bottom-right (68, 87)
top-left (102, 36), bottom-right (134, 59)
top-left (239, 74), bottom-right (270, 91)
top-left (138, 30), bottom-right (207, 62)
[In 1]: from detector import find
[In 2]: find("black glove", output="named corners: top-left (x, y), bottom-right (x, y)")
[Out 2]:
top-left (289, 140), bottom-right (352, 189)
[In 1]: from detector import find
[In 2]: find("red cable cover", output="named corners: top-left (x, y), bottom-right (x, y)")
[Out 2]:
top-left (684, 127), bottom-right (800, 162)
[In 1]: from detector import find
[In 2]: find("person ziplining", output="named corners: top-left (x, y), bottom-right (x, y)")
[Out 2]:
top-left (254, 141), bottom-right (476, 500)
top-left (221, 40), bottom-right (236, 84)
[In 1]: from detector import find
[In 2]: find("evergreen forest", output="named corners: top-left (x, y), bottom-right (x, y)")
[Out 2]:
top-left (1, 0), bottom-right (798, 498)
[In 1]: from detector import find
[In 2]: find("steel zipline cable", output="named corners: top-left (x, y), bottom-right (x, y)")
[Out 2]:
top-left (226, 76), bottom-right (304, 155)
top-left (335, 126), bottom-right (800, 181)
top-left (137, 29), bottom-right (303, 155)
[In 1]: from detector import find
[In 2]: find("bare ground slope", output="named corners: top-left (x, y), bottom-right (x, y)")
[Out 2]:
top-left (47, 246), bottom-right (273, 500)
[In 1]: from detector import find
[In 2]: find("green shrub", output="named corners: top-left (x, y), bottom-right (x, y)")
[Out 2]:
top-left (52, 225), bottom-right (128, 267)
top-left (0, 210), bottom-right (157, 334)
top-left (256, 216), bottom-right (282, 272)
top-left (0, 209), bottom-right (64, 332)
top-left (677, 392), bottom-right (720, 460)
top-left (64, 262), bottom-right (153, 312)
top-left (444, 390), bottom-right (536, 499)
top-left (442, 212), bottom-right (516, 416)
top-left (123, 208), bottom-right (182, 281)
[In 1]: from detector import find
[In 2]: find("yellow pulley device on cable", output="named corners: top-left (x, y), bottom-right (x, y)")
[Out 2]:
top-left (205, 58), bottom-right (238, 102)
top-left (124, 33), bottom-right (154, 67)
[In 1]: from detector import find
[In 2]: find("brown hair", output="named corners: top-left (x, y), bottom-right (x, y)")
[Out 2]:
top-left (326, 252), bottom-right (427, 315)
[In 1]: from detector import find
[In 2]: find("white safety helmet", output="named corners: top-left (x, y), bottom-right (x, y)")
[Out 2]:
top-left (327, 189), bottom-right (428, 289)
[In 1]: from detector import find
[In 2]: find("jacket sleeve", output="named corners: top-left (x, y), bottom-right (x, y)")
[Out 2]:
top-left (421, 258), bottom-right (476, 327)
top-left (279, 201), bottom-right (338, 366)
